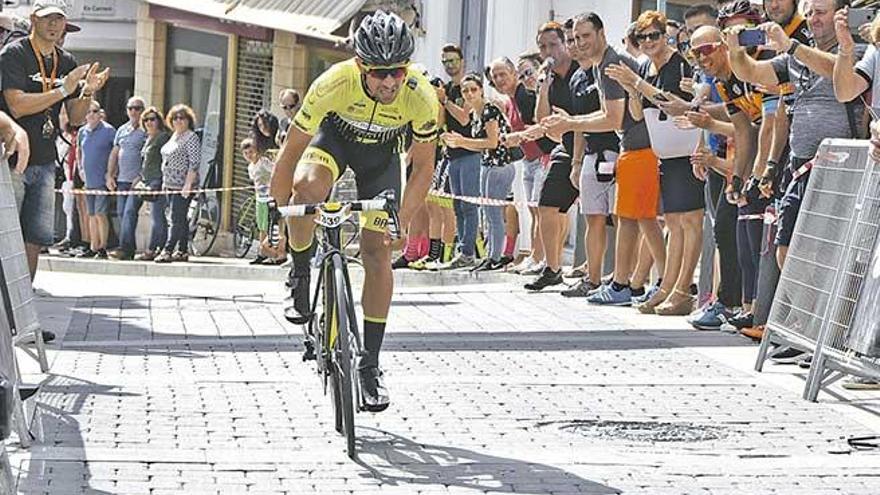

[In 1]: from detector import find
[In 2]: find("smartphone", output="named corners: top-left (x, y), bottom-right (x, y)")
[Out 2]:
top-left (848, 8), bottom-right (876, 35)
top-left (738, 29), bottom-right (767, 47)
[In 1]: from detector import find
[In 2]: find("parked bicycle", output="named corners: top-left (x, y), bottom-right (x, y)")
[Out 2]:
top-left (233, 194), bottom-right (257, 258)
top-left (188, 158), bottom-right (221, 256)
top-left (267, 190), bottom-right (399, 459)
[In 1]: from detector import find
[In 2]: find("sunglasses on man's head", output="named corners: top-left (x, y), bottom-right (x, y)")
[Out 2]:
top-left (365, 66), bottom-right (407, 80)
top-left (635, 31), bottom-right (664, 42)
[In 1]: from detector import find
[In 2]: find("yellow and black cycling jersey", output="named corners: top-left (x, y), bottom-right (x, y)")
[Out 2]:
top-left (716, 48), bottom-right (777, 125)
top-left (293, 58), bottom-right (440, 146)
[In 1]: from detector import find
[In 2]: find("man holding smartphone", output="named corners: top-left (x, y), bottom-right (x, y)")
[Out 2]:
top-left (831, 8), bottom-right (880, 116)
top-left (728, 0), bottom-right (863, 265)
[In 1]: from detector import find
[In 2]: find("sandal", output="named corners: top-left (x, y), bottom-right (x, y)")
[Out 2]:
top-left (655, 289), bottom-right (696, 316)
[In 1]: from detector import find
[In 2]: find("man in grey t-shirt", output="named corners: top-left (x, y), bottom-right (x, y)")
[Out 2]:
top-left (107, 96), bottom-right (146, 260)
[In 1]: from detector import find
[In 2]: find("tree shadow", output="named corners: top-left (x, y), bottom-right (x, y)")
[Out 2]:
top-left (353, 428), bottom-right (621, 494)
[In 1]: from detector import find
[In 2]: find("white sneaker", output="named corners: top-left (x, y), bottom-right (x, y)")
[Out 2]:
top-left (510, 257), bottom-right (536, 274)
top-left (520, 260), bottom-right (546, 276)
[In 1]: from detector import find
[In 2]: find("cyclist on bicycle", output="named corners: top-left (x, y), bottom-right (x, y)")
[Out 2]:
top-left (269, 10), bottom-right (439, 412)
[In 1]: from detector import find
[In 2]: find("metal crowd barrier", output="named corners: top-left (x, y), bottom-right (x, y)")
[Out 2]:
top-left (0, 158), bottom-right (49, 490)
top-left (754, 139), bottom-right (880, 400)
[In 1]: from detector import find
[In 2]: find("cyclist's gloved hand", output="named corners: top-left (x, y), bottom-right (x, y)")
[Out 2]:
top-left (759, 161), bottom-right (778, 198)
top-left (744, 175), bottom-right (762, 203)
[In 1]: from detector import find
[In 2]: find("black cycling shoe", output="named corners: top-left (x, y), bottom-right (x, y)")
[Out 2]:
top-left (283, 273), bottom-right (312, 325)
top-left (358, 365), bottom-right (390, 412)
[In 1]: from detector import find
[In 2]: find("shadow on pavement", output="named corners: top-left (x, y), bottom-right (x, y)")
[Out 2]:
top-left (16, 375), bottom-right (137, 494)
top-left (354, 428), bottom-right (621, 494)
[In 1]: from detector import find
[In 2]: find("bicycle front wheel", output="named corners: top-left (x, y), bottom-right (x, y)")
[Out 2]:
top-left (330, 256), bottom-right (358, 458)
top-left (189, 193), bottom-right (220, 256)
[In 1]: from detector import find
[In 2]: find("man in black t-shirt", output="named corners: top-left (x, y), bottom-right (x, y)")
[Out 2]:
top-left (0, 0), bottom-right (109, 280)
top-left (524, 20), bottom-right (580, 291)
top-left (436, 43), bottom-right (482, 269)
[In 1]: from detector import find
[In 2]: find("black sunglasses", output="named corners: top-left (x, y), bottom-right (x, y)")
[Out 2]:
top-left (365, 66), bottom-right (407, 80)
top-left (143, 116), bottom-right (158, 122)
top-left (635, 31), bottom-right (664, 42)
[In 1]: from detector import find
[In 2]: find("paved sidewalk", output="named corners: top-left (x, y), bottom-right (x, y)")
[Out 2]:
top-left (7, 272), bottom-right (880, 494)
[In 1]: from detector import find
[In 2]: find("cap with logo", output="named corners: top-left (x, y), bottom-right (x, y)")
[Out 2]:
top-left (31, 0), bottom-right (69, 18)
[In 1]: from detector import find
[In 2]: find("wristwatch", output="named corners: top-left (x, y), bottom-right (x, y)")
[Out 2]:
top-left (787, 39), bottom-right (800, 57)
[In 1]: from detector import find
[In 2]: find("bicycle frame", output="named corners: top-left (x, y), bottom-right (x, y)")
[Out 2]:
top-left (307, 205), bottom-right (364, 393)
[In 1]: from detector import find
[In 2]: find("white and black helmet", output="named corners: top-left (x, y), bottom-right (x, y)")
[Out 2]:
top-left (353, 10), bottom-right (414, 66)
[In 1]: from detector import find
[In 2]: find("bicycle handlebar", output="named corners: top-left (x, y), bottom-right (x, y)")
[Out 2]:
top-left (266, 189), bottom-right (401, 248)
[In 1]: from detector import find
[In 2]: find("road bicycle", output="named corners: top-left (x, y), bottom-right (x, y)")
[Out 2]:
top-left (267, 190), bottom-right (399, 459)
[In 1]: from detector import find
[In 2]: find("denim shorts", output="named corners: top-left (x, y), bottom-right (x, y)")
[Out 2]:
top-left (11, 163), bottom-right (56, 246)
top-left (521, 157), bottom-right (545, 203)
top-left (85, 188), bottom-right (110, 215)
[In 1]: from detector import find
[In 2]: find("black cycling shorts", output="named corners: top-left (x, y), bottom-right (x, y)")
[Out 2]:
top-left (300, 121), bottom-right (402, 232)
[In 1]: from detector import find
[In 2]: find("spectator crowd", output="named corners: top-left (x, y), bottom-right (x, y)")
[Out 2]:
top-left (387, 0), bottom-right (880, 387)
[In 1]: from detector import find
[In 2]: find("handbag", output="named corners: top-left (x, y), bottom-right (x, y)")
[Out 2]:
top-left (643, 108), bottom-right (700, 159)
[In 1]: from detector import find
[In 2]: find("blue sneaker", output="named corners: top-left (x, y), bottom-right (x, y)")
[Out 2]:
top-left (632, 284), bottom-right (660, 305)
top-left (689, 301), bottom-right (736, 331)
top-left (587, 284), bottom-right (633, 306)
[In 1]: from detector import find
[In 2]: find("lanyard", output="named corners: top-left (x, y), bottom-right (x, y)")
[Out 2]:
top-left (28, 36), bottom-right (58, 94)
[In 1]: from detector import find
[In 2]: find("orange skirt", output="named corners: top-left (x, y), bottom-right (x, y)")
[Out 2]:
top-left (614, 147), bottom-right (660, 220)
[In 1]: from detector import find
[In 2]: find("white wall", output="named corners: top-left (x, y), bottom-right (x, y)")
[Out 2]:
top-left (417, 0), bottom-right (633, 79)
top-left (413, 0), bottom-right (463, 80)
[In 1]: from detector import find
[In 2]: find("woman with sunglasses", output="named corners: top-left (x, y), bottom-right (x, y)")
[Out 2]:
top-left (607, 10), bottom-right (704, 316)
top-left (133, 107), bottom-right (171, 261)
top-left (155, 104), bottom-right (201, 263)
top-left (443, 73), bottom-right (517, 272)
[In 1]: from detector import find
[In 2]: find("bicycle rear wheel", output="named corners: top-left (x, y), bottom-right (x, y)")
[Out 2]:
top-left (189, 193), bottom-right (220, 256)
top-left (330, 256), bottom-right (357, 458)
top-left (233, 223), bottom-right (255, 258)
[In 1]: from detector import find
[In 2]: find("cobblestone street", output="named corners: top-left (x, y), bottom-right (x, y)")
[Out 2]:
top-left (9, 271), bottom-right (880, 494)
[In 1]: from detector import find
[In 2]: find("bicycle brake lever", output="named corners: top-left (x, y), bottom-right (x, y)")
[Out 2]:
top-left (376, 189), bottom-right (402, 240)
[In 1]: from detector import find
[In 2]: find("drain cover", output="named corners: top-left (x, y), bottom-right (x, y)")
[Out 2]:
top-left (540, 419), bottom-right (728, 443)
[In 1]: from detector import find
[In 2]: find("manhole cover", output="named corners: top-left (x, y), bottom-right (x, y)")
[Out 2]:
top-left (539, 419), bottom-right (728, 443)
